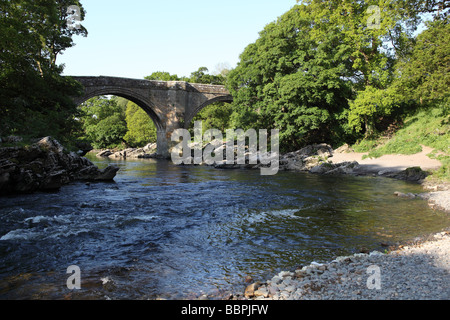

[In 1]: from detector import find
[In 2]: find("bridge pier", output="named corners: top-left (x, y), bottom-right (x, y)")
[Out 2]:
top-left (70, 76), bottom-right (233, 159)
top-left (156, 127), bottom-right (182, 159)
top-left (156, 130), bottom-right (170, 158)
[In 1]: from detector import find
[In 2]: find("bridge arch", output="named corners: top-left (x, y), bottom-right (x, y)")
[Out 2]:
top-left (73, 87), bottom-right (164, 131)
top-left (70, 76), bottom-right (233, 158)
top-left (184, 94), bottom-right (233, 129)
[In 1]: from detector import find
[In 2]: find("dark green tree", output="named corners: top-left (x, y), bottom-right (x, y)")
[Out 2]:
top-left (189, 67), bottom-right (225, 85)
top-left (296, 0), bottom-right (447, 135)
top-left (79, 96), bottom-right (127, 149)
top-left (227, 4), bottom-right (355, 151)
top-left (394, 18), bottom-right (449, 106)
top-left (0, 0), bottom-right (87, 142)
top-left (145, 71), bottom-right (184, 81)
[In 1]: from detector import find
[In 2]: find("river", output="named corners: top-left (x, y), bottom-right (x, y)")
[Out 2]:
top-left (0, 157), bottom-right (449, 299)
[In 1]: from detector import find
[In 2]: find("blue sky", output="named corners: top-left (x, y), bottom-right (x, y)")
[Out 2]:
top-left (58, 0), bottom-right (297, 79)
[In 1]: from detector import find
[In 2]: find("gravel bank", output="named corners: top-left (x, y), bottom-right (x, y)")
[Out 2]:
top-left (419, 190), bottom-right (450, 213)
top-left (243, 231), bottom-right (450, 300)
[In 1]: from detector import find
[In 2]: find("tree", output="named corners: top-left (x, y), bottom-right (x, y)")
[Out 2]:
top-left (227, 4), bottom-right (355, 151)
top-left (0, 0), bottom-right (87, 141)
top-left (296, 0), bottom-right (448, 135)
top-left (191, 103), bottom-right (233, 133)
top-left (189, 67), bottom-right (225, 85)
top-left (123, 101), bottom-right (157, 147)
top-left (145, 71), bottom-right (184, 81)
top-left (94, 113), bottom-right (128, 148)
top-left (395, 18), bottom-right (449, 105)
top-left (293, 0), bottom-right (420, 135)
top-left (79, 96), bottom-right (127, 149)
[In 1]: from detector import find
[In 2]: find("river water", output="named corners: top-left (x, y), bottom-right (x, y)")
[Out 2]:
top-left (0, 157), bottom-right (449, 299)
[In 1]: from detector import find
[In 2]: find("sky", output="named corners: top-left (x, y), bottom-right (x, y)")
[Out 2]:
top-left (58, 0), bottom-right (297, 79)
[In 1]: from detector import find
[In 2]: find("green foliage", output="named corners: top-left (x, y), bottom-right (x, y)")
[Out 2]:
top-left (348, 86), bottom-right (403, 134)
top-left (76, 97), bottom-right (158, 149)
top-left (189, 67), bottom-right (225, 85)
top-left (144, 68), bottom-right (226, 85)
top-left (352, 138), bottom-right (380, 153)
top-left (145, 71), bottom-right (185, 81)
top-left (225, 1), bottom-right (447, 152)
top-left (394, 18), bottom-right (450, 105)
top-left (354, 103), bottom-right (450, 181)
top-left (297, 0), bottom-right (445, 136)
top-left (366, 104), bottom-right (449, 157)
top-left (0, 0), bottom-right (87, 143)
top-left (190, 102), bottom-right (233, 133)
top-left (94, 113), bottom-right (128, 148)
top-left (123, 101), bottom-right (157, 147)
top-left (3, 0), bottom-right (447, 160)
top-left (79, 96), bottom-right (127, 149)
top-left (430, 155), bottom-right (450, 182)
top-left (227, 4), bottom-right (355, 151)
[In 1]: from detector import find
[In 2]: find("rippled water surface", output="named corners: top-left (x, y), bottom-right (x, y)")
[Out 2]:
top-left (1, 157), bottom-right (449, 299)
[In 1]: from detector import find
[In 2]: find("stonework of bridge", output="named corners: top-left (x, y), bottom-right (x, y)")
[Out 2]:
top-left (71, 76), bottom-right (233, 158)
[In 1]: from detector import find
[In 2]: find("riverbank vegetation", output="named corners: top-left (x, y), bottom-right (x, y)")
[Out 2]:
top-left (227, 1), bottom-right (449, 181)
top-left (1, 1), bottom-right (448, 181)
top-left (353, 104), bottom-right (450, 181)
top-left (0, 0), bottom-right (87, 146)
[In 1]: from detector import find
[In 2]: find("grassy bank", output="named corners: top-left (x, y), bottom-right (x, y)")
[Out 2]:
top-left (352, 104), bottom-right (450, 182)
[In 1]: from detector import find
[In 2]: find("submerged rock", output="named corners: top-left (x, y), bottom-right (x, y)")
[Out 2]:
top-left (0, 136), bottom-right (119, 195)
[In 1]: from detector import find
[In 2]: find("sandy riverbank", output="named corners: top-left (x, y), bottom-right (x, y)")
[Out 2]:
top-left (329, 145), bottom-right (450, 212)
top-left (329, 145), bottom-right (443, 174)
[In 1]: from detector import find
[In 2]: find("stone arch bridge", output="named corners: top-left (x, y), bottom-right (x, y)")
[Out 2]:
top-left (71, 76), bottom-right (233, 158)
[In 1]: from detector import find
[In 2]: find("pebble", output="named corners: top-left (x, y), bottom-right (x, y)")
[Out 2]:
top-left (243, 231), bottom-right (450, 300)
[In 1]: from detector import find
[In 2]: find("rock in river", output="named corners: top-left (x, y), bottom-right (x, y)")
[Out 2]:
top-left (0, 136), bottom-right (119, 195)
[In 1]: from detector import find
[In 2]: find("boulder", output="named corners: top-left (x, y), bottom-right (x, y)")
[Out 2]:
top-left (278, 143), bottom-right (334, 172)
top-left (143, 143), bottom-right (157, 152)
top-left (244, 282), bottom-right (261, 299)
top-left (104, 145), bottom-right (158, 159)
top-left (97, 150), bottom-right (113, 158)
top-left (309, 161), bottom-right (360, 175)
top-left (309, 162), bottom-right (336, 174)
top-left (0, 136), bottom-right (119, 195)
top-left (334, 143), bottom-right (354, 153)
top-left (75, 141), bottom-right (93, 156)
top-left (3, 136), bottom-right (23, 144)
top-left (254, 287), bottom-right (270, 298)
top-left (126, 148), bottom-right (145, 159)
top-left (388, 167), bottom-right (428, 181)
top-left (394, 191), bottom-right (417, 199)
top-left (138, 152), bottom-right (158, 159)
top-left (94, 165), bottom-right (120, 181)
top-left (37, 136), bottom-right (65, 153)
top-left (109, 149), bottom-right (133, 159)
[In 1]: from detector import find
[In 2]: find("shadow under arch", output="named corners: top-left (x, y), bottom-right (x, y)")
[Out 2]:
top-left (184, 94), bottom-right (233, 129)
top-left (74, 87), bottom-right (164, 131)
